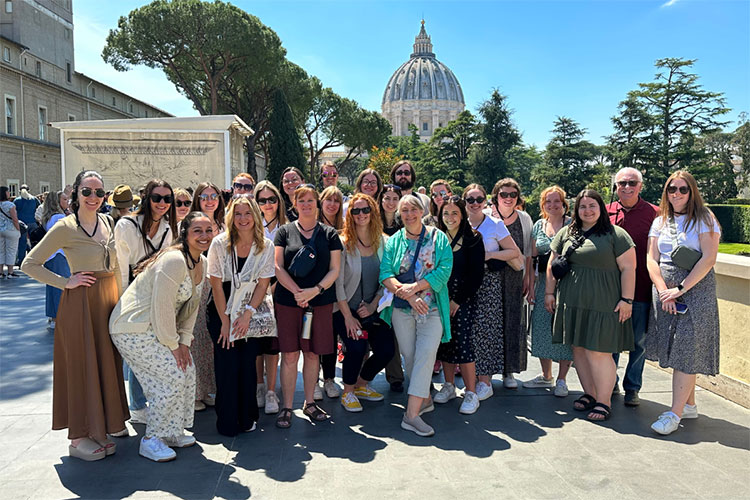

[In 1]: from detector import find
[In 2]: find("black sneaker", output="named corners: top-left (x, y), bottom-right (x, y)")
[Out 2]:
top-left (390, 381), bottom-right (404, 393)
top-left (624, 390), bottom-right (640, 406)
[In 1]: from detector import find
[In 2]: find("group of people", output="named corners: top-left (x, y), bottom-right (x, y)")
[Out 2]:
top-left (7, 158), bottom-right (721, 462)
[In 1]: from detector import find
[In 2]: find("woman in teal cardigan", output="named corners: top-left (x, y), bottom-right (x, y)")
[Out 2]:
top-left (379, 194), bottom-right (453, 437)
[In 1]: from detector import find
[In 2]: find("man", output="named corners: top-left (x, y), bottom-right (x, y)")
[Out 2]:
top-left (14, 184), bottom-right (40, 265)
top-left (320, 161), bottom-right (339, 189)
top-left (389, 160), bottom-right (430, 216)
top-left (606, 167), bottom-right (658, 406)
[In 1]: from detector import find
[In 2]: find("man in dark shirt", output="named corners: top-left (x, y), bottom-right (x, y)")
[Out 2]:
top-left (606, 167), bottom-right (659, 406)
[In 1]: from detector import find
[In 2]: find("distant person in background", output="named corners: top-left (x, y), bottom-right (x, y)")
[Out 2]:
top-left (107, 185), bottom-right (137, 224)
top-left (40, 191), bottom-right (71, 327)
top-left (14, 184), bottom-right (40, 265)
top-left (0, 186), bottom-right (21, 278)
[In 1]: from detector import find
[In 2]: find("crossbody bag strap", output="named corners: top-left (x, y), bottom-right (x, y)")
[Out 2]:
top-left (668, 217), bottom-right (680, 249)
top-left (0, 206), bottom-right (12, 221)
top-left (406, 226), bottom-right (426, 273)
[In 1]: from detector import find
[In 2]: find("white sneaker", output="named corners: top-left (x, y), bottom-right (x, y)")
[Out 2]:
top-left (264, 391), bottom-right (280, 414)
top-left (554, 379), bottom-right (569, 397)
top-left (256, 384), bottom-right (266, 408)
top-left (682, 404), bottom-right (698, 419)
top-left (324, 379), bottom-right (341, 398)
top-left (460, 391), bottom-right (480, 414)
top-left (523, 374), bottom-right (555, 388)
top-left (203, 396), bottom-right (215, 407)
top-left (129, 407), bottom-right (148, 425)
top-left (651, 411), bottom-right (681, 435)
top-left (194, 400), bottom-right (206, 412)
top-left (244, 422), bottom-right (257, 432)
top-left (163, 434), bottom-right (196, 448)
top-left (401, 415), bottom-right (435, 437)
top-left (476, 381), bottom-right (494, 401)
top-left (503, 374), bottom-right (518, 389)
top-left (139, 437), bottom-right (176, 462)
top-left (433, 382), bottom-right (457, 404)
top-left (313, 382), bottom-right (324, 401)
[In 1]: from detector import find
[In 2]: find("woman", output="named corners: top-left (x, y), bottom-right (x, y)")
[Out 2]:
top-left (354, 168), bottom-right (384, 201)
top-left (434, 197), bottom-right (485, 414)
top-left (207, 197), bottom-right (275, 436)
top-left (189, 182), bottom-right (226, 411)
top-left (544, 189), bottom-right (636, 422)
top-left (280, 167), bottom-right (305, 222)
top-left (22, 170), bottom-right (129, 461)
top-left (40, 191), bottom-right (72, 326)
top-left (109, 212), bottom-right (211, 462)
top-left (334, 194), bottom-right (395, 412)
top-left (524, 186), bottom-right (573, 396)
top-left (463, 183), bottom-right (521, 401)
top-left (0, 186), bottom-right (21, 278)
top-left (273, 185), bottom-right (342, 428)
top-left (380, 184), bottom-right (403, 237)
top-left (489, 179), bottom-right (534, 389)
top-left (423, 179), bottom-right (452, 227)
top-left (232, 173), bottom-right (255, 198)
top-left (646, 171), bottom-right (721, 435)
top-left (379, 194), bottom-right (453, 437)
top-left (174, 188), bottom-right (193, 224)
top-left (252, 180), bottom-right (286, 413)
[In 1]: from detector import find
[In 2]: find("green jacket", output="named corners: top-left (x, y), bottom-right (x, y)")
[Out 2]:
top-left (378, 226), bottom-right (453, 342)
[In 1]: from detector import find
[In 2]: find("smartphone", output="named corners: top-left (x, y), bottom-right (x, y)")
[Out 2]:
top-left (675, 302), bottom-right (688, 314)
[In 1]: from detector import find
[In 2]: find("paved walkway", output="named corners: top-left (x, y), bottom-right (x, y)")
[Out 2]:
top-left (1, 274), bottom-right (748, 500)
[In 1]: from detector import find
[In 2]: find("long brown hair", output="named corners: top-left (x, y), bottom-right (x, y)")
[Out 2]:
top-left (428, 179), bottom-right (451, 216)
top-left (658, 170), bottom-right (718, 234)
top-left (253, 180), bottom-right (287, 226)
top-left (133, 211), bottom-right (207, 276)
top-left (191, 182), bottom-right (225, 229)
top-left (319, 186), bottom-right (344, 230)
top-left (342, 194), bottom-right (383, 253)
top-left (134, 179), bottom-right (178, 246)
top-left (225, 196), bottom-right (265, 255)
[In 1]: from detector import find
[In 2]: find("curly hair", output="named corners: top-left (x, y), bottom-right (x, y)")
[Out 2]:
top-left (342, 193), bottom-right (382, 253)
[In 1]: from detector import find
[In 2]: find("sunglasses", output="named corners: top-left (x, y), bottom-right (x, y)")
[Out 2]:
top-left (256, 196), bottom-right (278, 206)
top-left (445, 195), bottom-right (464, 205)
top-left (464, 196), bottom-right (486, 205)
top-left (667, 185), bottom-right (689, 195)
top-left (361, 179), bottom-right (379, 187)
top-left (175, 199), bottom-right (191, 208)
top-left (81, 187), bottom-right (106, 198)
top-left (350, 206), bottom-right (372, 215)
top-left (232, 193), bottom-right (253, 201)
top-left (295, 183), bottom-right (316, 190)
top-left (431, 190), bottom-right (449, 199)
top-left (233, 182), bottom-right (254, 191)
top-left (282, 178), bottom-right (301, 185)
top-left (383, 184), bottom-right (402, 191)
top-left (617, 180), bottom-right (640, 188)
top-left (395, 169), bottom-right (411, 177)
top-left (149, 193), bottom-right (173, 204)
top-left (497, 191), bottom-right (519, 199)
top-left (199, 193), bottom-right (219, 201)
top-left (321, 171), bottom-right (338, 178)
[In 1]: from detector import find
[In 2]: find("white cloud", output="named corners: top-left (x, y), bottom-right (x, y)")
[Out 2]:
top-left (661, 0), bottom-right (680, 7)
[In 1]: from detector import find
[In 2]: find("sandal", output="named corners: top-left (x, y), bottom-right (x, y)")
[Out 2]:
top-left (276, 408), bottom-right (293, 429)
top-left (92, 437), bottom-right (117, 456)
top-left (573, 394), bottom-right (597, 412)
top-left (303, 402), bottom-right (329, 422)
top-left (587, 403), bottom-right (612, 422)
top-left (68, 438), bottom-right (107, 462)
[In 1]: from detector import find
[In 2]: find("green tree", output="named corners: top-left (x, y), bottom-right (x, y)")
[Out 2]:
top-left (367, 146), bottom-right (403, 181)
top-left (732, 113), bottom-right (750, 194)
top-left (268, 89), bottom-right (306, 185)
top-left (688, 131), bottom-right (739, 203)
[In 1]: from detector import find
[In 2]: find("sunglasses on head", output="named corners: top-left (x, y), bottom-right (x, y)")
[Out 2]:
top-left (149, 193), bottom-right (173, 204)
top-left (617, 180), bottom-right (640, 188)
top-left (175, 199), bottom-right (191, 208)
top-left (295, 183), bottom-right (316, 190)
top-left (350, 206), bottom-right (372, 215)
top-left (667, 185), bottom-right (689, 195)
top-left (321, 171), bottom-right (338, 178)
top-left (81, 187), bottom-right (106, 198)
top-left (445, 195), bottom-right (464, 205)
top-left (256, 196), bottom-right (278, 206)
top-left (233, 182), bottom-right (254, 191)
top-left (232, 193), bottom-right (253, 201)
top-left (431, 190), bottom-right (449, 199)
top-left (497, 191), bottom-right (519, 199)
top-left (464, 195), bottom-right (486, 205)
top-left (199, 192), bottom-right (219, 201)
top-left (383, 184), bottom-right (402, 191)
top-left (395, 169), bottom-right (411, 177)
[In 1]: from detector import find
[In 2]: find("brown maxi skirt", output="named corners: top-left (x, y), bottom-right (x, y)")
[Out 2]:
top-left (52, 271), bottom-right (129, 441)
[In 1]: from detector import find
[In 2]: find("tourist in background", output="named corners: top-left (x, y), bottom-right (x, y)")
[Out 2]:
top-left (389, 161), bottom-right (430, 216)
top-left (280, 167), bottom-right (305, 222)
top-left (109, 211), bottom-right (211, 462)
top-left (173, 188), bottom-right (193, 224)
top-left (22, 170), bottom-right (129, 461)
top-left (545, 189), bottom-right (636, 422)
top-left (0, 186), bottom-right (21, 278)
top-left (423, 179), bottom-right (452, 227)
top-left (39, 191), bottom-right (71, 327)
top-left (646, 171), bottom-right (721, 435)
top-left (107, 185), bottom-right (137, 224)
top-left (14, 184), bottom-right (40, 265)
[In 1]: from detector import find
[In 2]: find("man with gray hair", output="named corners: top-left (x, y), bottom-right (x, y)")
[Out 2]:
top-left (606, 167), bottom-right (658, 406)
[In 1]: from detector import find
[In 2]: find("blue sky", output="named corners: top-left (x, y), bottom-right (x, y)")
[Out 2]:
top-left (73, 0), bottom-right (749, 148)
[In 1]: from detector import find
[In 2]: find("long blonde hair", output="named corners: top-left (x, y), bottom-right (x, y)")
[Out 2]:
top-left (225, 196), bottom-right (265, 255)
top-left (658, 170), bottom-right (719, 234)
top-left (342, 194), bottom-right (383, 253)
top-left (319, 185), bottom-right (344, 230)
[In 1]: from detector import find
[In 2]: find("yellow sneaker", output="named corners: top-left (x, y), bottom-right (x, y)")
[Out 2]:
top-left (354, 385), bottom-right (384, 402)
top-left (340, 392), bottom-right (363, 412)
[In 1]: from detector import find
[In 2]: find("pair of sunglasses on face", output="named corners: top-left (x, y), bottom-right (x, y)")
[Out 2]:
top-left (394, 169), bottom-right (411, 177)
top-left (496, 191), bottom-right (519, 199)
top-left (149, 194), bottom-right (173, 204)
top-left (199, 192), bottom-right (220, 201)
top-left (464, 195), bottom-right (485, 205)
top-left (80, 187), bottom-right (106, 198)
top-left (431, 190), bottom-right (450, 199)
top-left (256, 196), bottom-right (278, 206)
top-left (617, 180), bottom-right (640, 188)
top-left (175, 199), bottom-right (191, 208)
top-left (233, 182), bottom-right (254, 192)
top-left (667, 185), bottom-right (689, 195)
top-left (350, 206), bottom-right (372, 216)
top-left (321, 171), bottom-right (338, 178)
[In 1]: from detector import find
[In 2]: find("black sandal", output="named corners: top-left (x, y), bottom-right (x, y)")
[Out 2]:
top-left (573, 394), bottom-right (597, 411)
top-left (303, 402), bottom-right (329, 422)
top-left (276, 408), bottom-right (293, 429)
top-left (587, 403), bottom-right (612, 422)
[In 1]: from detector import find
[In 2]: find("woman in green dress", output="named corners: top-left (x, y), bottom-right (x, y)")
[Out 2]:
top-left (544, 189), bottom-right (636, 422)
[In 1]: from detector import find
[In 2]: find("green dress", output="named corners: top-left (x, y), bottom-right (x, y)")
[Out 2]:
top-left (550, 225), bottom-right (635, 353)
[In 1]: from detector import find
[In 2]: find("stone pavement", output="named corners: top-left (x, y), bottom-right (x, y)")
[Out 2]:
top-left (1, 274), bottom-right (748, 500)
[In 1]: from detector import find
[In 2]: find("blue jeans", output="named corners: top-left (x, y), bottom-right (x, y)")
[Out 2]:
top-left (123, 360), bottom-right (147, 410)
top-left (613, 301), bottom-right (649, 392)
top-left (15, 222), bottom-right (31, 265)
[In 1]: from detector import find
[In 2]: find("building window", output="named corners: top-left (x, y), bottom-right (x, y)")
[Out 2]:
top-left (5, 96), bottom-right (16, 135)
top-left (90, 87), bottom-right (96, 98)
top-left (7, 180), bottom-right (19, 198)
top-left (2, 47), bottom-right (10, 63)
top-left (145, 110), bottom-right (148, 118)
top-left (35, 61), bottom-right (41, 77)
top-left (129, 103), bottom-right (134, 113)
top-left (5, 1), bottom-right (12, 13)
top-left (39, 182), bottom-right (50, 194)
top-left (112, 97), bottom-right (116, 107)
top-left (66, 62), bottom-right (71, 83)
top-left (38, 107), bottom-right (47, 141)
top-left (64, 29), bottom-right (71, 40)
top-left (67, 114), bottom-right (75, 121)
top-left (422, 122), bottom-right (428, 131)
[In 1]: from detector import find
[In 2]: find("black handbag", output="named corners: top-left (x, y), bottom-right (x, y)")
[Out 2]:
top-left (393, 226), bottom-right (426, 309)
top-left (668, 217), bottom-right (702, 270)
top-left (288, 222), bottom-right (321, 279)
top-left (550, 228), bottom-right (594, 280)
top-left (536, 252), bottom-right (551, 274)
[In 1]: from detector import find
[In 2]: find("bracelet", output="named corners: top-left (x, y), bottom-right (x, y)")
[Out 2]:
top-left (244, 304), bottom-right (257, 315)
top-left (619, 297), bottom-right (633, 304)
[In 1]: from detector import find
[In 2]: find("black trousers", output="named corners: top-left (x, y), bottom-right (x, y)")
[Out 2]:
top-left (332, 310), bottom-right (396, 386)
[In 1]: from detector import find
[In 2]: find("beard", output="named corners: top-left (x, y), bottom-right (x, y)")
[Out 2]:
top-left (395, 177), bottom-right (414, 190)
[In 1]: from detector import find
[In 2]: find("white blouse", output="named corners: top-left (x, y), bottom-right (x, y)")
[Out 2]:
top-left (472, 214), bottom-right (511, 252)
top-left (649, 214), bottom-right (721, 264)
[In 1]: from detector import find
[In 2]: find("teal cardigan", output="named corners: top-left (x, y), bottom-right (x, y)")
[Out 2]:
top-left (378, 226), bottom-right (453, 342)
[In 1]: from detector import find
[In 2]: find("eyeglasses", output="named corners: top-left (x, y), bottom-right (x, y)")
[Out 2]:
top-left (282, 177), bottom-right (301, 185)
top-left (149, 193), bottom-right (173, 204)
top-left (81, 187), bottom-right (106, 198)
top-left (464, 196), bottom-right (486, 205)
top-left (199, 193), bottom-right (219, 201)
top-left (321, 171), bottom-right (338, 178)
top-left (383, 184), bottom-right (402, 191)
top-left (350, 206), bottom-right (372, 215)
top-left (256, 196), bottom-right (278, 206)
top-left (361, 180), bottom-right (379, 187)
top-left (431, 190), bottom-right (449, 199)
top-left (667, 185), bottom-right (689, 195)
top-left (233, 182), bottom-right (254, 191)
top-left (395, 169), bottom-right (411, 177)
top-left (617, 180), bottom-right (640, 188)
top-left (295, 183), bottom-right (316, 190)
top-left (497, 191), bottom-right (519, 199)
top-left (175, 199), bottom-right (191, 208)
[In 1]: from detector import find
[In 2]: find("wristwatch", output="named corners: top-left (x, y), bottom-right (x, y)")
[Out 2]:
top-left (316, 284), bottom-right (325, 294)
top-left (620, 297), bottom-right (633, 304)
top-left (244, 304), bottom-right (257, 315)
top-left (677, 283), bottom-right (685, 292)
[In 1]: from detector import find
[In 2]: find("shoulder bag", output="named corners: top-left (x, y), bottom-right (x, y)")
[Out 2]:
top-left (288, 222), bottom-right (321, 279)
top-left (668, 217), bottom-right (702, 270)
top-left (393, 226), bottom-right (426, 309)
top-left (550, 228), bottom-right (594, 280)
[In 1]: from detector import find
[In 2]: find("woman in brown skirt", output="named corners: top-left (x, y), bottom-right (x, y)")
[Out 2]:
top-left (22, 170), bottom-right (129, 461)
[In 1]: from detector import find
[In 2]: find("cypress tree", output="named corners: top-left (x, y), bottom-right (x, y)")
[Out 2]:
top-left (268, 88), bottom-right (306, 185)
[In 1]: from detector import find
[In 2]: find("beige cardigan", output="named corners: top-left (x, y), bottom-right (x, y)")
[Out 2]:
top-left (109, 249), bottom-right (206, 350)
top-left (334, 234), bottom-right (387, 313)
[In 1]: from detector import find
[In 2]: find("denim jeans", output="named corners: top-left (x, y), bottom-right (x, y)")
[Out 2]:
top-left (613, 301), bottom-right (650, 392)
top-left (15, 222), bottom-right (30, 266)
top-left (123, 360), bottom-right (148, 410)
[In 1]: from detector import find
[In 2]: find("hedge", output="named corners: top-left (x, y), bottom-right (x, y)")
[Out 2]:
top-left (709, 204), bottom-right (750, 244)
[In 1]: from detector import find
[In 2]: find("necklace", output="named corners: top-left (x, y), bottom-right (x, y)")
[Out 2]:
top-left (470, 214), bottom-right (485, 230)
top-left (76, 211), bottom-right (100, 239)
top-left (498, 209), bottom-right (516, 222)
top-left (357, 235), bottom-right (371, 248)
top-left (185, 249), bottom-right (200, 270)
top-left (297, 221), bottom-right (316, 232)
top-left (405, 226), bottom-right (421, 237)
top-left (263, 215), bottom-right (278, 229)
top-left (673, 210), bottom-right (687, 215)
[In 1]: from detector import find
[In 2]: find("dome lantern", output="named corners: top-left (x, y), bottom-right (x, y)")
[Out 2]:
top-left (412, 19), bottom-right (435, 58)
